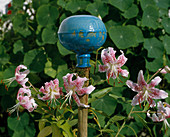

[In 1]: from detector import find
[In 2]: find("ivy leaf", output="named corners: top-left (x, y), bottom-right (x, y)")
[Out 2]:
top-left (24, 48), bottom-right (47, 73)
top-left (12, 14), bottom-right (31, 37)
top-left (122, 4), bottom-right (139, 19)
top-left (36, 5), bottom-right (59, 27)
top-left (140, 0), bottom-right (156, 10)
top-left (13, 40), bottom-right (24, 54)
top-left (32, 0), bottom-right (49, 10)
top-left (65, 0), bottom-right (90, 13)
top-left (146, 58), bottom-right (163, 72)
top-left (109, 0), bottom-right (134, 11)
top-left (162, 17), bottom-right (170, 34)
top-left (153, 0), bottom-right (170, 9)
top-left (42, 25), bottom-right (58, 44)
top-left (163, 35), bottom-right (170, 54)
top-left (109, 26), bottom-right (137, 49)
top-left (44, 60), bottom-right (57, 78)
top-left (141, 5), bottom-right (159, 29)
top-left (144, 38), bottom-right (164, 58)
top-left (8, 112), bottom-right (29, 132)
top-left (91, 94), bottom-right (117, 116)
top-left (57, 41), bottom-right (74, 56)
top-left (0, 45), bottom-right (10, 66)
top-left (86, 0), bottom-right (109, 18)
top-left (127, 25), bottom-right (144, 43)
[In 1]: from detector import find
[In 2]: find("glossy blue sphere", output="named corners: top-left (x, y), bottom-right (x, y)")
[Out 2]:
top-left (58, 15), bottom-right (107, 67)
top-left (58, 15), bottom-right (107, 54)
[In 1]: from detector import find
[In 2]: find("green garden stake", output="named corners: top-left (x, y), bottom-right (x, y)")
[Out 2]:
top-left (58, 15), bottom-right (107, 137)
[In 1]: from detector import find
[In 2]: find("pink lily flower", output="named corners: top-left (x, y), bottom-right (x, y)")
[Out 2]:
top-left (160, 66), bottom-right (170, 74)
top-left (8, 88), bottom-right (37, 116)
top-left (147, 101), bottom-right (170, 128)
top-left (3, 65), bottom-right (30, 88)
top-left (63, 73), bottom-right (95, 108)
top-left (126, 70), bottom-right (168, 107)
top-left (98, 47), bottom-right (129, 83)
top-left (38, 79), bottom-right (63, 101)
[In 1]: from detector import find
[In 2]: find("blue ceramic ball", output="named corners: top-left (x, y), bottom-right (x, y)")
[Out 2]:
top-left (58, 15), bottom-right (107, 54)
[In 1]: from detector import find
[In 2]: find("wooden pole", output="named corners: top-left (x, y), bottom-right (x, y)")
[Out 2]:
top-left (77, 67), bottom-right (90, 137)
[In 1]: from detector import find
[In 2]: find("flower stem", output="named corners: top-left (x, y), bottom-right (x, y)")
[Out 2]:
top-left (28, 81), bottom-right (38, 93)
top-left (115, 106), bottom-right (134, 137)
top-left (146, 67), bottom-right (163, 83)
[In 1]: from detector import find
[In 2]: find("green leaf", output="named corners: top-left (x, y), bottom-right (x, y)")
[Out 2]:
top-left (165, 73), bottom-right (170, 83)
top-left (57, 120), bottom-right (74, 137)
top-left (13, 122), bottom-right (36, 137)
top-left (0, 45), bottom-right (10, 65)
top-left (38, 126), bottom-right (52, 137)
top-left (153, 0), bottom-right (170, 9)
top-left (144, 37), bottom-right (164, 58)
top-left (105, 115), bottom-right (125, 129)
top-left (91, 94), bottom-right (117, 116)
top-left (24, 48), bottom-right (47, 73)
top-left (163, 35), bottom-right (170, 54)
top-left (86, 1), bottom-right (109, 18)
top-left (44, 60), bottom-right (57, 78)
top-left (42, 25), bottom-right (58, 44)
top-left (127, 25), bottom-right (144, 43)
top-left (51, 124), bottom-right (63, 137)
top-left (105, 20), bottom-right (119, 31)
top-left (32, 0), bottom-right (49, 10)
top-left (141, 5), bottom-right (159, 29)
top-left (13, 40), bottom-right (24, 54)
top-left (146, 58), bottom-right (163, 72)
top-left (8, 112), bottom-right (29, 131)
top-left (109, 26), bottom-right (137, 49)
top-left (122, 4), bottom-right (139, 19)
top-left (140, 0), bottom-right (156, 10)
top-left (162, 17), bottom-right (170, 34)
top-left (36, 5), bottom-right (59, 27)
top-left (12, 14), bottom-right (31, 37)
top-left (109, 0), bottom-right (134, 12)
top-left (89, 87), bottom-right (112, 103)
top-left (13, 0), bottom-right (24, 8)
top-left (3, 66), bottom-right (18, 87)
top-left (65, 0), bottom-right (90, 13)
top-left (57, 40), bottom-right (74, 56)
top-left (57, 0), bottom-right (67, 8)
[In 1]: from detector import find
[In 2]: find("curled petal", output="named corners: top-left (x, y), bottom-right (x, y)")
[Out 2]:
top-left (126, 80), bottom-right (141, 92)
top-left (15, 65), bottom-right (27, 74)
top-left (101, 49), bottom-right (114, 64)
top-left (150, 113), bottom-right (160, 122)
top-left (165, 107), bottom-right (170, 119)
top-left (72, 93), bottom-right (89, 108)
top-left (17, 78), bottom-right (29, 88)
top-left (77, 85), bottom-right (95, 96)
top-left (25, 98), bottom-right (38, 112)
top-left (137, 70), bottom-right (147, 88)
top-left (149, 88), bottom-right (168, 99)
top-left (131, 91), bottom-right (145, 106)
top-left (108, 47), bottom-right (116, 61)
top-left (118, 69), bottom-right (129, 78)
top-left (74, 76), bottom-right (88, 91)
top-left (149, 76), bottom-right (162, 87)
top-left (116, 50), bottom-right (127, 67)
top-left (17, 88), bottom-right (31, 100)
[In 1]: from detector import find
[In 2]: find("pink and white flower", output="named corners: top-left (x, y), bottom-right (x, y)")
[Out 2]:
top-left (38, 79), bottom-right (63, 101)
top-left (126, 70), bottom-right (168, 107)
top-left (160, 66), bottom-right (170, 74)
top-left (99, 47), bottom-right (129, 83)
top-left (8, 88), bottom-right (37, 115)
top-left (63, 73), bottom-right (95, 108)
top-left (147, 101), bottom-right (170, 128)
top-left (3, 65), bottom-right (30, 88)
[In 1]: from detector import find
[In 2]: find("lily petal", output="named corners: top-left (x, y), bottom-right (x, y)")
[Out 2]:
top-left (137, 70), bottom-right (147, 88)
top-left (149, 76), bottom-right (162, 87)
top-left (116, 50), bottom-right (127, 67)
top-left (126, 80), bottom-right (141, 92)
top-left (131, 91), bottom-right (145, 106)
top-left (149, 88), bottom-right (168, 99)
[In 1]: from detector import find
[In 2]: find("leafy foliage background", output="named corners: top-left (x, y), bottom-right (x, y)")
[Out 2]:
top-left (0, 0), bottom-right (170, 136)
